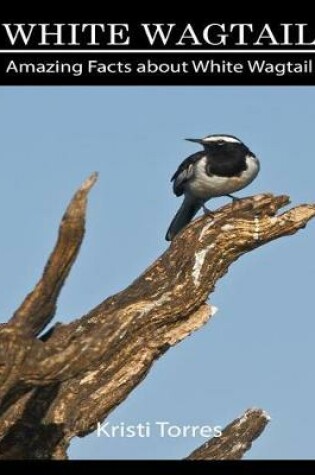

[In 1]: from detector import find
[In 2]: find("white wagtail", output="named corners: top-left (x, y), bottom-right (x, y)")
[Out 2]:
top-left (165, 134), bottom-right (260, 241)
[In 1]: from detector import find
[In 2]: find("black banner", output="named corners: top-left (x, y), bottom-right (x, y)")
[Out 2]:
top-left (1, 19), bottom-right (315, 84)
top-left (1, 53), bottom-right (315, 85)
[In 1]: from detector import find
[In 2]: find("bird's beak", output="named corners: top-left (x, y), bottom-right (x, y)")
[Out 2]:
top-left (185, 138), bottom-right (202, 143)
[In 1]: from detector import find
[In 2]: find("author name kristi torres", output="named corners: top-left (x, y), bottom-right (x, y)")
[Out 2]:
top-left (96, 421), bottom-right (222, 438)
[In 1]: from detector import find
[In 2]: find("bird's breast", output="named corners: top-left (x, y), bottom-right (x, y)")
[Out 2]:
top-left (186, 155), bottom-right (260, 199)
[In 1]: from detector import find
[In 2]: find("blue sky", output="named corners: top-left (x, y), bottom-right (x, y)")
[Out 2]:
top-left (1, 86), bottom-right (314, 459)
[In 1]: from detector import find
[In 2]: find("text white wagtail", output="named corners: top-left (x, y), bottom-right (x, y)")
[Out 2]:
top-left (165, 134), bottom-right (260, 241)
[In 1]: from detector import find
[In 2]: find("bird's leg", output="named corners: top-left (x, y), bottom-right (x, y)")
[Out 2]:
top-left (226, 194), bottom-right (241, 202)
top-left (202, 203), bottom-right (214, 217)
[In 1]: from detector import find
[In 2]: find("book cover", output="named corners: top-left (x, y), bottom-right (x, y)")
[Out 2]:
top-left (0, 16), bottom-right (314, 469)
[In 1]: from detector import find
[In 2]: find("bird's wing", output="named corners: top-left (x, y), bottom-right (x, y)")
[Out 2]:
top-left (171, 151), bottom-right (204, 196)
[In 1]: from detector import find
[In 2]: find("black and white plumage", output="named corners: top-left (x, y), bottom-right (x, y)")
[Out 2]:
top-left (165, 134), bottom-right (260, 241)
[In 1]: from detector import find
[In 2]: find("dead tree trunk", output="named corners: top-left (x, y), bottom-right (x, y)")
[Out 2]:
top-left (0, 174), bottom-right (314, 459)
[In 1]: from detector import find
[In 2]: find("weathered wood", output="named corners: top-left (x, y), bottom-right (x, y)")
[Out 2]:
top-left (9, 173), bottom-right (98, 337)
top-left (187, 408), bottom-right (270, 460)
top-left (0, 175), bottom-right (314, 459)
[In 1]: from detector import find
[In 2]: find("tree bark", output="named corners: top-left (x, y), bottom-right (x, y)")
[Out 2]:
top-left (187, 408), bottom-right (270, 460)
top-left (0, 175), bottom-right (314, 459)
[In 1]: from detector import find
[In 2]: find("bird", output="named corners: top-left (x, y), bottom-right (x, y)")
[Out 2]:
top-left (165, 133), bottom-right (260, 241)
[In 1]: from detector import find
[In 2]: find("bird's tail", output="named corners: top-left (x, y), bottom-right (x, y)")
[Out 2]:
top-left (165, 197), bottom-right (201, 241)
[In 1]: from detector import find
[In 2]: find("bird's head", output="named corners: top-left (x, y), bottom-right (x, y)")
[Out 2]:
top-left (185, 134), bottom-right (243, 148)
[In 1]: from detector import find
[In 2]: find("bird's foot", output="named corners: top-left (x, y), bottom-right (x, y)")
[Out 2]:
top-left (226, 194), bottom-right (241, 203)
top-left (202, 204), bottom-right (215, 217)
